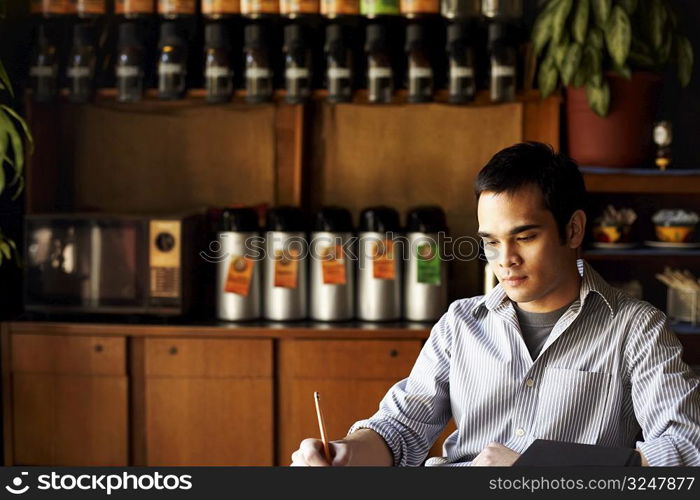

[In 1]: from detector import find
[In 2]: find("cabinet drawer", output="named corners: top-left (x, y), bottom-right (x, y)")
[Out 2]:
top-left (11, 334), bottom-right (125, 376)
top-left (279, 340), bottom-right (422, 379)
top-left (144, 338), bottom-right (272, 378)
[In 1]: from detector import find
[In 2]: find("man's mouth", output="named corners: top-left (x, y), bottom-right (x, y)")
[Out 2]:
top-left (503, 276), bottom-right (527, 286)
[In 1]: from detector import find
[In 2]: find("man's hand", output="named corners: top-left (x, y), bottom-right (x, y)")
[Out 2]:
top-left (291, 438), bottom-right (352, 467)
top-left (471, 442), bottom-right (521, 466)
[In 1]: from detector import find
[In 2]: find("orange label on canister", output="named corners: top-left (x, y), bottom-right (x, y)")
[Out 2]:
top-left (115, 0), bottom-right (156, 15)
top-left (372, 239), bottom-right (396, 280)
top-left (320, 245), bottom-right (347, 285)
top-left (202, 0), bottom-right (242, 15)
top-left (241, 0), bottom-right (280, 15)
top-left (225, 256), bottom-right (255, 296)
top-left (274, 248), bottom-right (299, 289)
top-left (158, 0), bottom-right (196, 15)
top-left (400, 0), bottom-right (439, 14)
top-left (280, 0), bottom-right (320, 15)
top-left (31, 0), bottom-right (73, 15)
top-left (75, 0), bottom-right (107, 15)
top-left (321, 0), bottom-right (359, 15)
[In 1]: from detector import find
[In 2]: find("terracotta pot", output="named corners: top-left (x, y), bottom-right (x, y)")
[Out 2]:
top-left (566, 71), bottom-right (663, 167)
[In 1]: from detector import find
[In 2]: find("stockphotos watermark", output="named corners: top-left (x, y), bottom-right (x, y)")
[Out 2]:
top-left (199, 232), bottom-right (498, 266)
top-left (3, 470), bottom-right (192, 496)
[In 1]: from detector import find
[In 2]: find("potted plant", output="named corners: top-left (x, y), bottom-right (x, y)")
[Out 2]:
top-left (532, 0), bottom-right (694, 167)
top-left (0, 58), bottom-right (33, 266)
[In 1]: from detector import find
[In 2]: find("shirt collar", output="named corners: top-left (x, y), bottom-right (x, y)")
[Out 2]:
top-left (473, 259), bottom-right (618, 318)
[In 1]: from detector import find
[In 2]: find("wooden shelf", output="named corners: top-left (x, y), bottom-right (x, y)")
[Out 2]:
top-left (581, 166), bottom-right (700, 194)
top-left (583, 247), bottom-right (700, 260)
top-left (7, 320), bottom-right (432, 340)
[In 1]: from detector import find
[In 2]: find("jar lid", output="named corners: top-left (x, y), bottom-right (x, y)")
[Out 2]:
top-left (220, 207), bottom-right (259, 232)
top-left (359, 206), bottom-right (400, 233)
top-left (406, 206), bottom-right (447, 233)
top-left (266, 206), bottom-right (307, 232)
top-left (314, 206), bottom-right (354, 232)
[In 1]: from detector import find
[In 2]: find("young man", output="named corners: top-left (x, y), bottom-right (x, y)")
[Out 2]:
top-left (291, 142), bottom-right (700, 467)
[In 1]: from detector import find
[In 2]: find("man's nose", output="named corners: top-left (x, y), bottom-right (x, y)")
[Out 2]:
top-left (497, 242), bottom-right (521, 268)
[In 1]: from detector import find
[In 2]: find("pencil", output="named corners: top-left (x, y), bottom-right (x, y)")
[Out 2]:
top-left (314, 391), bottom-right (331, 463)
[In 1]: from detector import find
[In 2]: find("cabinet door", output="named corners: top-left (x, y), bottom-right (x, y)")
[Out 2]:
top-left (138, 338), bottom-right (273, 466)
top-left (277, 339), bottom-right (423, 465)
top-left (11, 334), bottom-right (128, 466)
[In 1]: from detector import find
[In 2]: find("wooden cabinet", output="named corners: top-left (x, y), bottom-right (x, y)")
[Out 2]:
top-left (9, 333), bottom-right (128, 465)
top-left (277, 339), bottom-right (423, 465)
top-left (132, 337), bottom-right (274, 466)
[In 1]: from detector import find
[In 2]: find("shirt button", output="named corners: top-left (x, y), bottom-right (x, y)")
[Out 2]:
top-left (515, 428), bottom-right (525, 437)
top-left (525, 378), bottom-right (535, 387)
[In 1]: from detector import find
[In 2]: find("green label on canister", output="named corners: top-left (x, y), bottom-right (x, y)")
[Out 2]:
top-left (361, 0), bottom-right (400, 15)
top-left (416, 242), bottom-right (441, 285)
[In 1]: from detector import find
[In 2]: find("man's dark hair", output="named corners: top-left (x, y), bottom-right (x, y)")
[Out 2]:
top-left (474, 142), bottom-right (587, 243)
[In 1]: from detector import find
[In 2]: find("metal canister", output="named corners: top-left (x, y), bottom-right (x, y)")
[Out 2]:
top-left (440, 0), bottom-right (480, 19)
top-left (263, 206), bottom-right (308, 321)
top-left (404, 206), bottom-right (448, 322)
top-left (216, 207), bottom-right (262, 321)
top-left (310, 207), bottom-right (355, 321)
top-left (481, 0), bottom-right (522, 19)
top-left (357, 206), bottom-right (402, 321)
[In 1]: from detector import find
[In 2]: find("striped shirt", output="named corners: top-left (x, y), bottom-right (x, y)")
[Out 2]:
top-left (349, 260), bottom-right (700, 466)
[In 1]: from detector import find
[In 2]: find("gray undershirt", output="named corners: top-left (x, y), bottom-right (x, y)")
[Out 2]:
top-left (513, 301), bottom-right (574, 360)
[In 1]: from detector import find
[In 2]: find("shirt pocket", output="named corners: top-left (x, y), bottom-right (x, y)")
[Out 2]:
top-left (533, 366), bottom-right (612, 445)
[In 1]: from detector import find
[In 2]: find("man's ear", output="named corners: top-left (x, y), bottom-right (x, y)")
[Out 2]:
top-left (567, 210), bottom-right (587, 249)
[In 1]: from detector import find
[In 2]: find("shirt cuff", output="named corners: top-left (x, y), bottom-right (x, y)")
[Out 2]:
top-left (348, 418), bottom-right (405, 467)
top-left (636, 436), bottom-right (683, 466)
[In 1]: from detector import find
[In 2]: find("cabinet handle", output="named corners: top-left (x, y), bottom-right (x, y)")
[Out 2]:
top-left (389, 349), bottom-right (399, 358)
top-left (169, 346), bottom-right (178, 355)
top-left (94, 344), bottom-right (103, 353)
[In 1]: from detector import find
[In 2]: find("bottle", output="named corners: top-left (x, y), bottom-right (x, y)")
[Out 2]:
top-left (217, 207), bottom-right (262, 321)
top-left (75, 0), bottom-right (107, 18)
top-left (446, 21), bottom-right (475, 104)
top-left (263, 206), bottom-right (308, 321)
top-left (30, 25), bottom-right (60, 103)
top-left (115, 0), bottom-right (156, 18)
top-left (310, 207), bottom-right (355, 321)
top-left (67, 24), bottom-right (96, 103)
top-left (284, 23), bottom-right (311, 104)
top-left (440, 0), bottom-right (480, 19)
top-left (244, 23), bottom-right (273, 103)
top-left (157, 22), bottom-right (188, 100)
top-left (204, 23), bottom-right (234, 103)
top-left (405, 23), bottom-right (432, 103)
top-left (487, 21), bottom-right (516, 102)
top-left (324, 23), bottom-right (352, 103)
top-left (404, 206), bottom-right (448, 322)
top-left (116, 22), bottom-right (145, 102)
top-left (357, 206), bottom-right (402, 321)
top-left (365, 23), bottom-right (392, 104)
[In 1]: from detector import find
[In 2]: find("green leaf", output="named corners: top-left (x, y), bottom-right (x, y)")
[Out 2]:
top-left (612, 64), bottom-right (632, 79)
top-left (573, 0), bottom-right (590, 44)
top-left (552, 0), bottom-right (574, 46)
top-left (618, 0), bottom-right (637, 14)
top-left (554, 39), bottom-right (570, 70)
top-left (606, 5), bottom-right (631, 67)
top-left (538, 55), bottom-right (559, 98)
top-left (586, 45), bottom-right (603, 86)
top-left (586, 81), bottom-right (610, 116)
top-left (0, 110), bottom-right (23, 185)
top-left (561, 43), bottom-right (583, 85)
top-left (658, 31), bottom-right (673, 65)
top-left (1, 104), bottom-right (34, 154)
top-left (11, 175), bottom-right (24, 200)
top-left (646, 0), bottom-right (667, 51)
top-left (0, 157), bottom-right (4, 194)
top-left (0, 59), bottom-right (12, 98)
top-left (676, 35), bottom-right (694, 87)
top-left (0, 241), bottom-right (10, 261)
top-left (588, 26), bottom-right (604, 50)
top-left (592, 0), bottom-right (611, 28)
top-left (532, 8), bottom-right (554, 56)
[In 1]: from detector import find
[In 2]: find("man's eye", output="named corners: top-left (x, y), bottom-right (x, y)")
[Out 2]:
top-left (484, 241), bottom-right (498, 247)
top-left (517, 235), bottom-right (535, 242)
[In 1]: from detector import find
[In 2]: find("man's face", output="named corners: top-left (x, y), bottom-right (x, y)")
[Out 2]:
top-left (477, 184), bottom-right (579, 312)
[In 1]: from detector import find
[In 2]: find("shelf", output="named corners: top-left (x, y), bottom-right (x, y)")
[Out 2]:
top-left (581, 166), bottom-right (700, 194)
top-left (6, 320), bottom-right (433, 340)
top-left (583, 248), bottom-right (700, 260)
